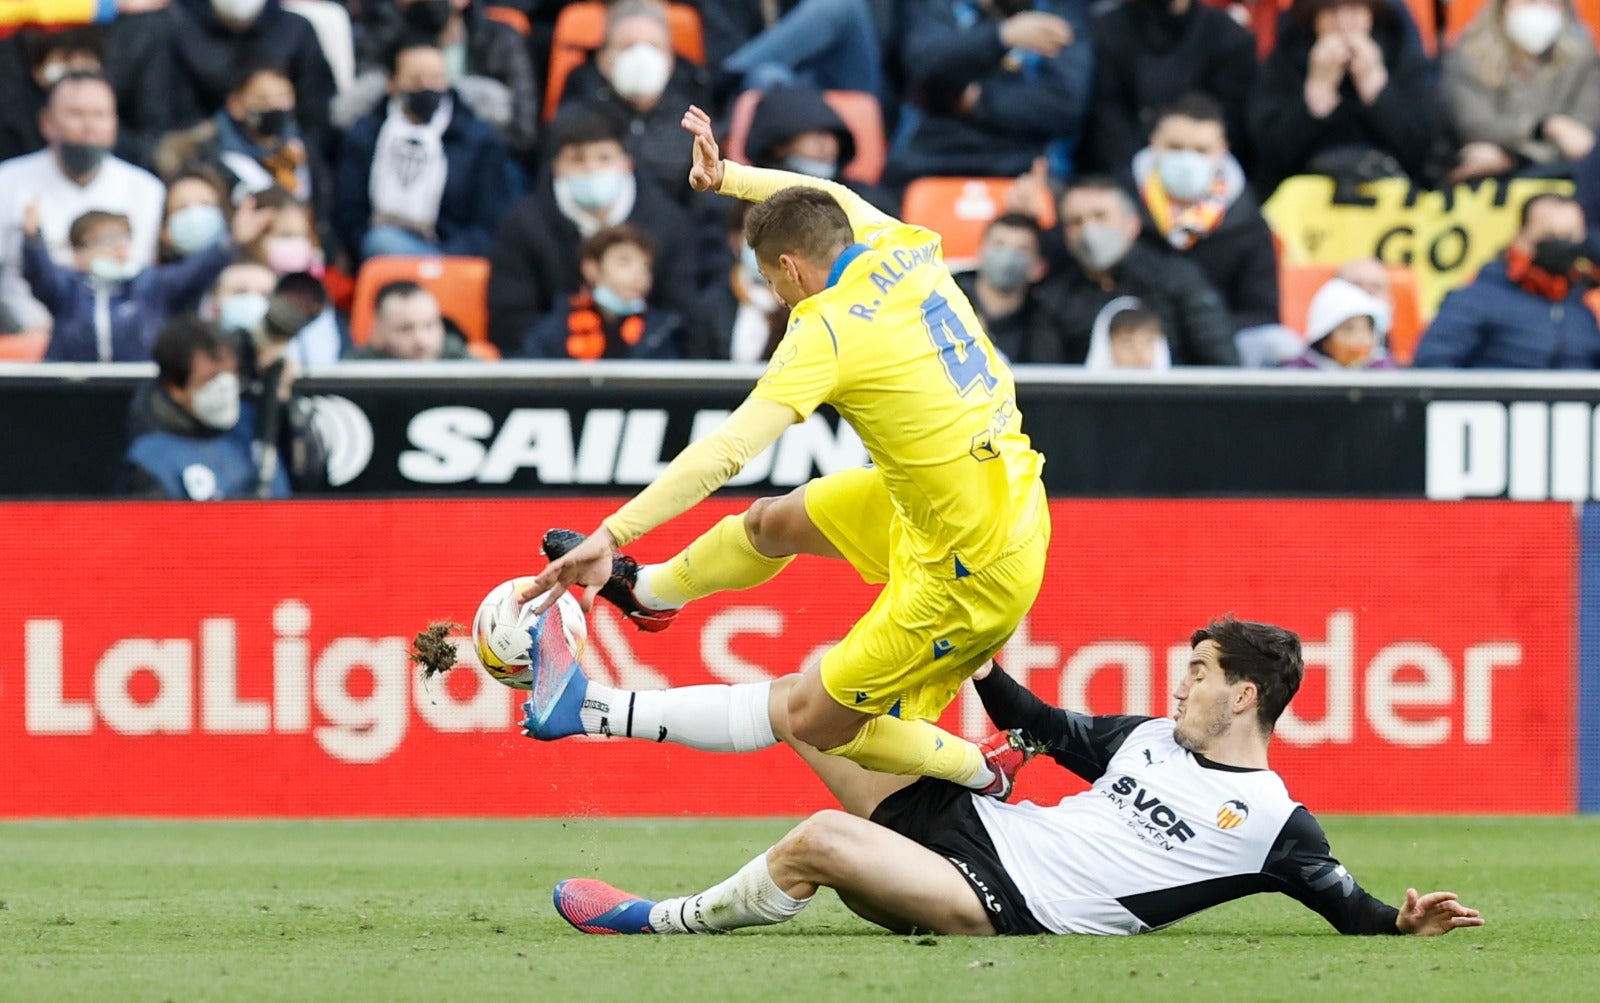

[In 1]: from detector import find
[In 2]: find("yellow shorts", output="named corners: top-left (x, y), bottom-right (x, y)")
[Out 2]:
top-left (803, 466), bottom-right (1051, 722)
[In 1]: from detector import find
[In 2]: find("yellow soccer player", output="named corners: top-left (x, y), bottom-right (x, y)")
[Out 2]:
top-left (522, 104), bottom-right (1050, 797)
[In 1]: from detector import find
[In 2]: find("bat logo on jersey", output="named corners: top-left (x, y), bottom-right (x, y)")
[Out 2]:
top-left (1105, 775), bottom-right (1198, 850)
top-left (1217, 800), bottom-right (1250, 830)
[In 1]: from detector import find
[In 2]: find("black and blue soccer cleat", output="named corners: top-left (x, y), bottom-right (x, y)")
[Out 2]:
top-left (542, 528), bottom-right (679, 633)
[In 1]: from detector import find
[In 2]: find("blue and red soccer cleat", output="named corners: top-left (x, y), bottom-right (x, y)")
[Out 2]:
top-left (553, 878), bottom-right (658, 935)
top-left (518, 600), bottom-right (589, 741)
top-left (542, 528), bottom-right (679, 633)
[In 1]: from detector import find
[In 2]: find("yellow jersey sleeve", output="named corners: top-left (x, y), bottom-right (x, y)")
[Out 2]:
top-left (1, 0), bottom-right (107, 27)
top-left (718, 161), bottom-right (896, 243)
top-left (748, 312), bottom-right (841, 421)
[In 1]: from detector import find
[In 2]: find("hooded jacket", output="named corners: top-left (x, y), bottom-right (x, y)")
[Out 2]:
top-left (746, 84), bottom-right (899, 213)
top-left (1281, 277), bottom-right (1396, 369)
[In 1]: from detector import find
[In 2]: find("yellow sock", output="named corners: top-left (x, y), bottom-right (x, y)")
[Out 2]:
top-left (649, 514), bottom-right (795, 606)
top-left (825, 716), bottom-right (986, 786)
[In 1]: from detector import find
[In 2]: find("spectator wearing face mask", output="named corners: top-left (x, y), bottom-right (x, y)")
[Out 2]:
top-left (1415, 192), bottom-right (1600, 368)
top-left (236, 188), bottom-right (343, 367)
top-left (158, 169), bottom-right (231, 265)
top-left (0, 72), bottom-right (167, 334)
top-left (342, 0), bottom-right (538, 160)
top-left (954, 213), bottom-right (1061, 363)
top-left (345, 280), bottom-right (471, 360)
top-left (0, 28), bottom-right (107, 164)
top-left (164, 0), bottom-right (335, 163)
top-left (1442, 0), bottom-right (1600, 183)
top-left (1133, 94), bottom-right (1280, 339)
top-left (1032, 176), bottom-right (1238, 364)
top-left (488, 109), bottom-right (700, 358)
top-left (746, 83), bottom-right (897, 213)
top-left (156, 62), bottom-right (331, 221)
top-left (121, 314), bottom-right (291, 498)
top-left (558, 0), bottom-right (712, 203)
top-left (523, 224), bottom-right (685, 360)
top-left (1282, 277), bottom-right (1396, 369)
top-left (203, 259), bottom-right (274, 334)
top-left (23, 197), bottom-right (271, 361)
top-left (1082, 297), bottom-right (1172, 370)
top-left (334, 35), bottom-right (521, 262)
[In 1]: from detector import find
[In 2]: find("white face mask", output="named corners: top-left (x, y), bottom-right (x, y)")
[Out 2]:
top-left (211, 0), bottom-right (266, 23)
top-left (191, 371), bottom-right (241, 430)
top-left (609, 42), bottom-right (672, 100)
top-left (89, 257), bottom-right (140, 284)
top-left (1505, 4), bottom-right (1565, 55)
top-left (1156, 149), bottom-right (1218, 203)
top-left (1071, 222), bottom-right (1134, 272)
top-left (218, 292), bottom-right (270, 334)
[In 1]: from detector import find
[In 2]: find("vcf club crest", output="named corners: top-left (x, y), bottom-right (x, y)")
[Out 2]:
top-left (1216, 800), bottom-right (1250, 830)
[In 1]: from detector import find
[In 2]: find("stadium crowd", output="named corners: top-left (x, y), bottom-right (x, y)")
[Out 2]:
top-left (4, 0), bottom-right (1600, 388)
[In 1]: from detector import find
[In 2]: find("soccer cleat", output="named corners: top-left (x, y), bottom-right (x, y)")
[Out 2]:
top-left (975, 729), bottom-right (1038, 801)
top-left (518, 609), bottom-right (589, 741)
top-left (553, 879), bottom-right (659, 935)
top-left (542, 527), bottom-right (679, 633)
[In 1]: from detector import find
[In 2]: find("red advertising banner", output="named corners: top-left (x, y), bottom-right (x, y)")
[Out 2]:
top-left (0, 499), bottom-right (1575, 817)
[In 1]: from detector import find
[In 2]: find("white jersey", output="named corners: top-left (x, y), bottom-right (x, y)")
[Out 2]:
top-left (969, 669), bottom-right (1402, 937)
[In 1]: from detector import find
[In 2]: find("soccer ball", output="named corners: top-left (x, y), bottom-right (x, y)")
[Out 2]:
top-left (470, 577), bottom-right (587, 690)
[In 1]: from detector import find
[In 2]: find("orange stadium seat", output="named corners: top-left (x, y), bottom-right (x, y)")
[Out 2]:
top-left (1279, 263), bottom-right (1424, 364)
top-left (0, 331), bottom-right (48, 362)
top-left (349, 255), bottom-right (496, 357)
top-left (543, 2), bottom-right (705, 121)
top-left (900, 177), bottom-right (1059, 264)
top-left (1446, 0), bottom-right (1600, 44)
top-left (485, 5), bottom-right (532, 35)
top-left (725, 89), bottom-right (887, 185)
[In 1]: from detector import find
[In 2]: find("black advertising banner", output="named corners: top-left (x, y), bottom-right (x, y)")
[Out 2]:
top-left (6, 363), bottom-right (1600, 500)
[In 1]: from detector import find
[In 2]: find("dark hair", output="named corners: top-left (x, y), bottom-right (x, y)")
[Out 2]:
top-left (1288, 0), bottom-right (1393, 35)
top-left (548, 107), bottom-right (624, 154)
top-left (69, 209), bottom-right (130, 248)
top-left (167, 167), bottom-right (232, 209)
top-left (250, 185), bottom-right (302, 212)
top-left (986, 212), bottom-right (1043, 242)
top-left (386, 31), bottom-right (443, 76)
top-left (23, 27), bottom-right (104, 72)
top-left (374, 279), bottom-right (432, 313)
top-left (744, 186), bottom-right (852, 266)
top-left (1521, 192), bottom-right (1578, 229)
top-left (153, 315), bottom-right (232, 389)
top-left (581, 223), bottom-right (656, 264)
top-left (1109, 307), bottom-right (1161, 337)
top-left (1154, 92), bottom-right (1225, 129)
top-left (1189, 617), bottom-right (1305, 732)
top-left (1063, 174), bottom-right (1138, 216)
top-left (44, 69), bottom-right (111, 107)
top-left (228, 60), bottom-right (292, 99)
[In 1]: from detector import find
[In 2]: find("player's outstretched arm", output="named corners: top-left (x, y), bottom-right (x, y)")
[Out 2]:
top-left (680, 105), bottom-right (896, 237)
top-left (1395, 888), bottom-right (1484, 936)
top-left (971, 661), bottom-right (1151, 782)
top-left (523, 398), bottom-right (796, 612)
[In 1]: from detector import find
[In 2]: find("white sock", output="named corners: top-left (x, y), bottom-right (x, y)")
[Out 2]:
top-left (631, 564), bottom-right (683, 611)
top-left (578, 680), bottom-right (777, 752)
top-left (648, 852), bottom-right (811, 934)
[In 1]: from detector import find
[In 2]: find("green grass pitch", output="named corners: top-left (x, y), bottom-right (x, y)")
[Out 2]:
top-left (3, 817), bottom-right (1597, 1002)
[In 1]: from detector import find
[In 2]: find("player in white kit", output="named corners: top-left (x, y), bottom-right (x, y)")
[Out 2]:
top-left (551, 617), bottom-right (1484, 938)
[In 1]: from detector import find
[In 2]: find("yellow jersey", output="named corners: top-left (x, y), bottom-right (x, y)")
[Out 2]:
top-left (725, 164), bottom-right (1046, 576)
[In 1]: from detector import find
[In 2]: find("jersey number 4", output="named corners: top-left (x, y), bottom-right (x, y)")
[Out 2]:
top-left (921, 291), bottom-right (998, 397)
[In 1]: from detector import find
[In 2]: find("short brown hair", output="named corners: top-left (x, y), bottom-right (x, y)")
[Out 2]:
top-left (69, 210), bottom-right (130, 248)
top-left (580, 223), bottom-right (655, 265)
top-left (1189, 617), bottom-right (1304, 732)
top-left (744, 186), bottom-right (852, 266)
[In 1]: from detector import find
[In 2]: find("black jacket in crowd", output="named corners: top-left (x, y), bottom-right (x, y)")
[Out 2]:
top-left (746, 83), bottom-right (899, 213)
top-left (1082, 0), bottom-right (1258, 175)
top-left (1138, 191), bottom-right (1281, 333)
top-left (954, 269), bottom-right (1070, 364)
top-left (486, 175), bottom-right (703, 357)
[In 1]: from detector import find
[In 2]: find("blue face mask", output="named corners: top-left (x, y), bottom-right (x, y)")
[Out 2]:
top-left (782, 154), bottom-right (837, 180)
top-left (167, 204), bottom-right (227, 256)
top-left (558, 170), bottom-right (627, 212)
top-left (593, 284), bottom-right (646, 317)
top-left (1156, 150), bottom-right (1218, 203)
top-left (218, 292), bottom-right (270, 333)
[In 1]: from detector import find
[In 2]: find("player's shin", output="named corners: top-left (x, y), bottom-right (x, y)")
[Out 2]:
top-left (824, 716), bottom-right (995, 789)
top-left (649, 852), bottom-right (812, 934)
top-left (578, 680), bottom-right (778, 752)
top-left (639, 514), bottom-right (795, 608)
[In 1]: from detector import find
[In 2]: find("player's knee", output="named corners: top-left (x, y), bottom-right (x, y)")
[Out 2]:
top-left (770, 810), bottom-right (853, 881)
top-left (743, 489), bottom-right (805, 557)
top-left (787, 683), bottom-right (860, 750)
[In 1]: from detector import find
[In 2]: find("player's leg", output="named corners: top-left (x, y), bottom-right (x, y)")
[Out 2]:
top-left (554, 809), bottom-right (996, 936)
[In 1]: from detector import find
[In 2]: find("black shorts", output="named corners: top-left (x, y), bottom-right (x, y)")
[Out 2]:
top-left (869, 778), bottom-right (1048, 936)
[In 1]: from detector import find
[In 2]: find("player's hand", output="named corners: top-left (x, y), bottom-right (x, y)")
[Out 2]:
top-left (999, 11), bottom-right (1073, 57)
top-left (519, 528), bottom-right (616, 614)
top-left (1395, 888), bottom-right (1483, 936)
top-left (681, 104), bottom-right (725, 193)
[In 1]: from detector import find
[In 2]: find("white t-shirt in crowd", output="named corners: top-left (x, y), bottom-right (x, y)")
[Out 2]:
top-left (0, 149), bottom-right (167, 330)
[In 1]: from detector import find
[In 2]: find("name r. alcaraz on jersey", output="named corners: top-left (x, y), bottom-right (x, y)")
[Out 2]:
top-left (846, 238), bottom-right (943, 322)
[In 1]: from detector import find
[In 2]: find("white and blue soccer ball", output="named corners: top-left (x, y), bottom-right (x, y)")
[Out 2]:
top-left (471, 578), bottom-right (587, 690)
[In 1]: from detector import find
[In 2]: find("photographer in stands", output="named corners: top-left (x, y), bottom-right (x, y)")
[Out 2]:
top-left (1414, 192), bottom-right (1600, 368)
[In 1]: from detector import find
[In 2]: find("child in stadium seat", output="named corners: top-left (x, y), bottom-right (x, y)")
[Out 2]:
top-left (1282, 277), bottom-right (1396, 370)
top-left (22, 198), bottom-right (272, 362)
top-left (1084, 298), bottom-right (1173, 371)
top-left (522, 224), bottom-right (686, 360)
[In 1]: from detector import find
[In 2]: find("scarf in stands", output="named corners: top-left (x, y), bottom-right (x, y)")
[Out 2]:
top-left (1141, 167), bottom-right (1228, 252)
top-left (1505, 245), bottom-right (1570, 301)
top-left (368, 95), bottom-right (453, 236)
top-left (214, 111), bottom-right (310, 201)
top-left (565, 290), bottom-right (645, 360)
